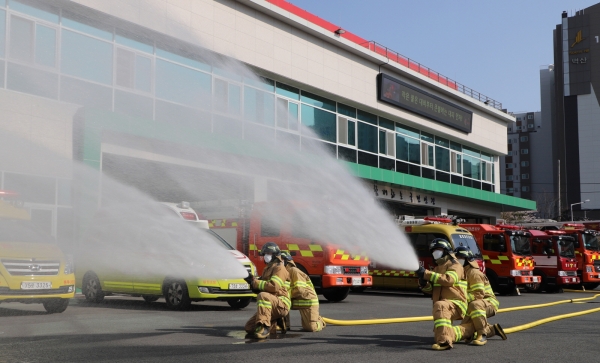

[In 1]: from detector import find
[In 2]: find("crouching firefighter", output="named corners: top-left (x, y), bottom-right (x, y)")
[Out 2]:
top-left (416, 238), bottom-right (468, 351)
top-left (280, 252), bottom-right (325, 332)
top-left (244, 242), bottom-right (291, 339)
top-left (454, 246), bottom-right (507, 345)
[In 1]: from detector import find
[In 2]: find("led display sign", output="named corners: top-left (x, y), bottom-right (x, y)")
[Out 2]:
top-left (377, 73), bottom-right (473, 133)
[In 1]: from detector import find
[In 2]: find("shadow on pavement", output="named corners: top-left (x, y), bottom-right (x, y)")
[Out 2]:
top-left (73, 298), bottom-right (241, 312)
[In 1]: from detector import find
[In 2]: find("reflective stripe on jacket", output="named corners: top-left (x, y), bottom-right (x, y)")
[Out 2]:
top-left (285, 262), bottom-right (319, 309)
top-left (465, 265), bottom-right (499, 310)
top-left (423, 255), bottom-right (468, 315)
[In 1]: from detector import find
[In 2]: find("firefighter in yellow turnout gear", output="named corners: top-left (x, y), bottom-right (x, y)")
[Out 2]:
top-left (280, 252), bottom-right (325, 332)
top-left (244, 242), bottom-right (291, 339)
top-left (454, 246), bottom-right (507, 345)
top-left (416, 239), bottom-right (468, 351)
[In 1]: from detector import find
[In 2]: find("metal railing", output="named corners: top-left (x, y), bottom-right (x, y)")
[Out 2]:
top-left (361, 41), bottom-right (503, 111)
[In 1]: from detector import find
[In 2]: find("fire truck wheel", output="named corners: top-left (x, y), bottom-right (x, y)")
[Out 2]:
top-left (163, 278), bottom-right (192, 310)
top-left (227, 298), bottom-right (251, 309)
top-left (82, 272), bottom-right (105, 303)
top-left (42, 298), bottom-right (69, 314)
top-left (322, 287), bottom-right (350, 302)
top-left (485, 270), bottom-right (500, 294)
top-left (525, 270), bottom-right (545, 293)
top-left (142, 295), bottom-right (159, 303)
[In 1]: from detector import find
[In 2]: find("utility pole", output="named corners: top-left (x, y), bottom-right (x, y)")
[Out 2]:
top-left (557, 159), bottom-right (561, 221)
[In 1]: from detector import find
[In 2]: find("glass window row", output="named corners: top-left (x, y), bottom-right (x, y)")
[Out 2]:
top-left (0, 0), bottom-right (497, 191)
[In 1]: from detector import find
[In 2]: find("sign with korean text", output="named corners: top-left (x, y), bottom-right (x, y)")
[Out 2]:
top-left (377, 73), bottom-right (473, 133)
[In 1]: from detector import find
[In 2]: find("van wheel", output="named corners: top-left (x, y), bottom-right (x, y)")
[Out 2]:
top-left (322, 287), bottom-right (350, 302)
top-left (227, 297), bottom-right (251, 309)
top-left (82, 272), bottom-right (105, 303)
top-left (43, 299), bottom-right (69, 314)
top-left (142, 295), bottom-right (159, 303)
top-left (164, 279), bottom-right (191, 310)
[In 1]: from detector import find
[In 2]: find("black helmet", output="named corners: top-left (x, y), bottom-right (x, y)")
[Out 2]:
top-left (429, 238), bottom-right (453, 254)
top-left (260, 242), bottom-right (281, 256)
top-left (454, 246), bottom-right (474, 261)
top-left (280, 251), bottom-right (293, 261)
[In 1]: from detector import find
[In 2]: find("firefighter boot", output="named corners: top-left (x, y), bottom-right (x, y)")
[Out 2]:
top-left (431, 343), bottom-right (452, 351)
top-left (276, 317), bottom-right (287, 334)
top-left (493, 323), bottom-right (507, 340)
top-left (254, 324), bottom-right (270, 339)
top-left (471, 334), bottom-right (487, 346)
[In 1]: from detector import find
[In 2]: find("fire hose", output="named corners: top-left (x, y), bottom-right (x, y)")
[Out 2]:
top-left (322, 293), bottom-right (600, 334)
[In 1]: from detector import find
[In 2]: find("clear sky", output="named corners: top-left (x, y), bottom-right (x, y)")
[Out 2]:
top-left (288, 0), bottom-right (594, 113)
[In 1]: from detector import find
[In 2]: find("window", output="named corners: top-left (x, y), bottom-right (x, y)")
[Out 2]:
top-left (450, 151), bottom-right (461, 174)
top-left (507, 175), bottom-right (513, 181)
top-left (421, 143), bottom-right (434, 167)
top-left (521, 161), bottom-right (529, 167)
top-left (357, 122), bottom-right (377, 153)
top-left (300, 91), bottom-right (335, 111)
top-left (396, 133), bottom-right (420, 164)
top-left (115, 48), bottom-right (152, 93)
top-left (506, 163), bottom-right (513, 169)
top-left (61, 30), bottom-right (113, 85)
top-left (244, 86), bottom-right (275, 126)
top-left (528, 124), bottom-right (534, 129)
top-left (520, 136), bottom-right (529, 142)
top-left (276, 98), bottom-right (299, 130)
top-left (379, 129), bottom-right (395, 157)
top-left (435, 146), bottom-right (450, 172)
top-left (507, 188), bottom-right (514, 193)
top-left (521, 149), bottom-right (529, 154)
top-left (9, 16), bottom-right (57, 68)
top-left (483, 234), bottom-right (506, 252)
top-left (276, 82), bottom-right (299, 100)
top-left (521, 174), bottom-right (529, 179)
top-left (300, 104), bottom-right (336, 143)
top-left (522, 186), bottom-right (529, 192)
top-left (463, 155), bottom-right (481, 180)
top-left (527, 114), bottom-right (533, 119)
top-left (481, 161), bottom-right (492, 182)
top-left (507, 139), bottom-right (512, 144)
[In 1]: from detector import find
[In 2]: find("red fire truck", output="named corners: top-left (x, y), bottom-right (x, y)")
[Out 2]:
top-left (460, 224), bottom-right (540, 295)
top-left (211, 201), bottom-right (372, 302)
top-left (525, 229), bottom-right (579, 292)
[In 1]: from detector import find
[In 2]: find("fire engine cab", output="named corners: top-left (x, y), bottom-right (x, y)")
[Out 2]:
top-left (460, 224), bottom-right (540, 295)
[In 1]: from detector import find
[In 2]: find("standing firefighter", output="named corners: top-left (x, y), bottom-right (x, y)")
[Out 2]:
top-left (416, 238), bottom-right (468, 351)
top-left (280, 252), bottom-right (325, 332)
top-left (244, 242), bottom-right (291, 339)
top-left (454, 246), bottom-right (507, 345)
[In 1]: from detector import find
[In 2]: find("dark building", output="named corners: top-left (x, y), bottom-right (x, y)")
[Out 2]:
top-left (552, 5), bottom-right (600, 219)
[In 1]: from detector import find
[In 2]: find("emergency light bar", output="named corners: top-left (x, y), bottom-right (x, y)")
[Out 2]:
top-left (495, 224), bottom-right (521, 230)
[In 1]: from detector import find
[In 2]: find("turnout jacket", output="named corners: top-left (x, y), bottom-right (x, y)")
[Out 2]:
top-left (422, 255), bottom-right (468, 315)
top-left (284, 261), bottom-right (319, 309)
top-left (252, 256), bottom-right (291, 308)
top-left (465, 264), bottom-right (499, 310)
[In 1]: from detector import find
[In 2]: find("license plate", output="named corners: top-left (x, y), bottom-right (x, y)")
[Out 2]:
top-left (229, 283), bottom-right (249, 290)
top-left (21, 281), bottom-right (51, 290)
top-left (352, 277), bottom-right (362, 286)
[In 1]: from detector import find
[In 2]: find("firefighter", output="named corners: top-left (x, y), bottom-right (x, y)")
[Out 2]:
top-left (280, 251), bottom-right (325, 332)
top-left (454, 246), bottom-right (507, 345)
top-left (244, 242), bottom-right (291, 339)
top-left (416, 238), bottom-right (468, 351)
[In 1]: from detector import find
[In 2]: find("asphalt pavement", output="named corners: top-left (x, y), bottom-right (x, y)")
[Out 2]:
top-left (1, 288), bottom-right (599, 362)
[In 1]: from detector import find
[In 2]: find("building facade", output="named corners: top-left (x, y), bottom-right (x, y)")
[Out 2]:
top-left (552, 5), bottom-right (600, 220)
top-left (0, 0), bottom-right (534, 248)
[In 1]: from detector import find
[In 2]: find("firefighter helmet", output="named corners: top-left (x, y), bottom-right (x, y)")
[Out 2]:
top-left (260, 242), bottom-right (281, 256)
top-left (454, 246), bottom-right (475, 261)
top-left (429, 238), bottom-right (453, 254)
top-left (280, 251), bottom-right (293, 261)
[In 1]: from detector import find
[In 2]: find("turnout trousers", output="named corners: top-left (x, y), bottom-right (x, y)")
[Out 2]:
top-left (244, 292), bottom-right (289, 333)
top-left (461, 299), bottom-right (497, 338)
top-left (432, 300), bottom-right (464, 347)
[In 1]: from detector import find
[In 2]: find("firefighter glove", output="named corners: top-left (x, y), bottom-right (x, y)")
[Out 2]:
top-left (416, 266), bottom-right (426, 278)
top-left (418, 278), bottom-right (428, 287)
top-left (244, 273), bottom-right (254, 285)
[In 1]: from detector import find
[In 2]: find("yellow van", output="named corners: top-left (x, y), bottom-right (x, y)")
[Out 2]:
top-left (76, 202), bottom-right (256, 310)
top-left (0, 193), bottom-right (75, 313)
